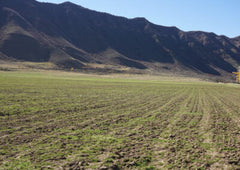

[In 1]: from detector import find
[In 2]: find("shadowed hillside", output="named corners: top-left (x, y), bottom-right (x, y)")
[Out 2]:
top-left (0, 0), bottom-right (239, 75)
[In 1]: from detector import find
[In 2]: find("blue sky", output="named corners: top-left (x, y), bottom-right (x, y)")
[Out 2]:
top-left (38, 0), bottom-right (240, 38)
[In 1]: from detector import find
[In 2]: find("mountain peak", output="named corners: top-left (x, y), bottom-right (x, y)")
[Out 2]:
top-left (233, 36), bottom-right (240, 40)
top-left (60, 1), bottom-right (74, 5)
top-left (0, 0), bottom-right (239, 75)
top-left (133, 17), bottom-right (148, 21)
top-left (59, 1), bottom-right (83, 8)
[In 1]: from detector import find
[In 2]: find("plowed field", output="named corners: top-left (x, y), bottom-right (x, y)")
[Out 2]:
top-left (0, 71), bottom-right (239, 169)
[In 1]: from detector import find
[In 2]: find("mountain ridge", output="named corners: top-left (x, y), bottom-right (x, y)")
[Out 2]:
top-left (0, 0), bottom-right (239, 76)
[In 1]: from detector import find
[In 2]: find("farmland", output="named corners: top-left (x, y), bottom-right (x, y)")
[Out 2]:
top-left (0, 71), bottom-right (240, 169)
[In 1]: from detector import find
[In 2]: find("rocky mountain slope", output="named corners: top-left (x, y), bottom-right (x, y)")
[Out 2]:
top-left (0, 0), bottom-right (239, 75)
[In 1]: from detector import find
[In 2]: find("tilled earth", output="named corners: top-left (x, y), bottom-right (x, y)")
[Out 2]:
top-left (0, 72), bottom-right (240, 169)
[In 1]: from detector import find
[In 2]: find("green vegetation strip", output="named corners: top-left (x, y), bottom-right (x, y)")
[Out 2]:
top-left (0, 71), bottom-right (239, 169)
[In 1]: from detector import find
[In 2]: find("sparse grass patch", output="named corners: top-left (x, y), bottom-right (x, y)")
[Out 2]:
top-left (0, 71), bottom-right (239, 169)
